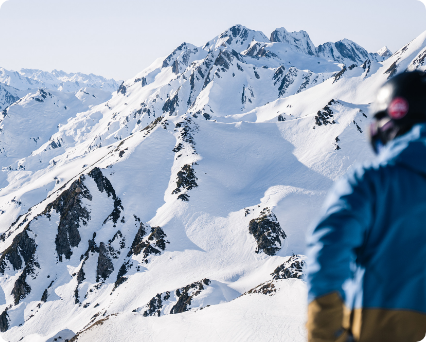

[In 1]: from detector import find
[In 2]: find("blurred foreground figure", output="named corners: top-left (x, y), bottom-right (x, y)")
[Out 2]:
top-left (306, 71), bottom-right (426, 342)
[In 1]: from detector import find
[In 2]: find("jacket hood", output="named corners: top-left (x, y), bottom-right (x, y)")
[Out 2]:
top-left (379, 123), bottom-right (426, 175)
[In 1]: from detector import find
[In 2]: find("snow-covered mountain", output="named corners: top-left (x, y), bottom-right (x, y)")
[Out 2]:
top-left (0, 24), bottom-right (424, 342)
top-left (377, 45), bottom-right (393, 58)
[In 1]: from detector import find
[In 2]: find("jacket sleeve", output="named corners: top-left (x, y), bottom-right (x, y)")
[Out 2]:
top-left (305, 166), bottom-right (375, 341)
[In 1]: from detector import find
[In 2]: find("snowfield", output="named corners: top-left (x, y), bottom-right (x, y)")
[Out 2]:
top-left (0, 24), bottom-right (425, 341)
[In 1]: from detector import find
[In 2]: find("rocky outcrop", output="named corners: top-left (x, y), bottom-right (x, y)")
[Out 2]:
top-left (214, 51), bottom-right (232, 70)
top-left (278, 67), bottom-right (297, 97)
top-left (362, 59), bottom-right (371, 77)
top-left (172, 60), bottom-right (180, 74)
top-left (11, 270), bottom-right (32, 305)
top-left (244, 255), bottom-right (306, 297)
top-left (248, 208), bottom-right (286, 256)
top-left (407, 48), bottom-right (426, 71)
top-left (96, 242), bottom-right (114, 282)
top-left (333, 66), bottom-right (347, 83)
top-left (137, 279), bottom-right (211, 317)
top-left (273, 66), bottom-right (286, 85)
top-left (162, 88), bottom-right (180, 115)
top-left (246, 281), bottom-right (278, 296)
top-left (172, 164), bottom-right (198, 200)
top-left (0, 229), bottom-right (37, 273)
top-left (314, 100), bottom-right (337, 127)
top-left (0, 309), bottom-right (8, 332)
top-left (117, 82), bottom-right (126, 95)
top-left (45, 177), bottom-right (92, 262)
top-left (385, 60), bottom-right (399, 79)
top-left (89, 168), bottom-right (123, 226)
top-left (271, 255), bottom-right (305, 280)
top-left (113, 222), bottom-right (169, 291)
top-left (0, 226), bottom-right (38, 308)
top-left (241, 85), bottom-right (254, 105)
top-left (129, 226), bottom-right (168, 262)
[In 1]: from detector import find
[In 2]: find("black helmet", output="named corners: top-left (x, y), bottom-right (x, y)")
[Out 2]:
top-left (369, 70), bottom-right (426, 154)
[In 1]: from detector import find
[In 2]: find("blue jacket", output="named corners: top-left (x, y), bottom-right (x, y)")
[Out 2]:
top-left (306, 123), bottom-right (426, 341)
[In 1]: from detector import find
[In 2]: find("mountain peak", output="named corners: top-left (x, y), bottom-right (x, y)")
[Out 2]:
top-left (270, 27), bottom-right (316, 56)
top-left (203, 24), bottom-right (270, 53)
top-left (377, 46), bottom-right (392, 57)
top-left (317, 38), bottom-right (370, 65)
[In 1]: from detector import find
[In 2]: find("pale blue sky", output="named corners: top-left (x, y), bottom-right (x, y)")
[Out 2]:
top-left (0, 0), bottom-right (425, 80)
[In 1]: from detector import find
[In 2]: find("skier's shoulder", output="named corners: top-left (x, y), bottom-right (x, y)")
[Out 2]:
top-left (341, 158), bottom-right (390, 187)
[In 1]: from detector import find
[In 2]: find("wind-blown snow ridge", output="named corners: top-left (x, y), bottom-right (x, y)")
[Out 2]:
top-left (0, 24), bottom-right (426, 342)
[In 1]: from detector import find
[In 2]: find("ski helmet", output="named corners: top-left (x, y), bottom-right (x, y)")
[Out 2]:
top-left (369, 70), bottom-right (426, 154)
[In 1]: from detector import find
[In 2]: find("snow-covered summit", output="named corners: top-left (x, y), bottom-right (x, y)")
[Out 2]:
top-left (316, 38), bottom-right (372, 65)
top-left (203, 24), bottom-right (270, 52)
top-left (377, 46), bottom-right (393, 58)
top-left (270, 27), bottom-right (316, 56)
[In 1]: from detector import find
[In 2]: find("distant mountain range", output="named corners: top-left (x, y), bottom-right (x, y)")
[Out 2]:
top-left (0, 67), bottom-right (120, 111)
top-left (1, 23), bottom-right (425, 342)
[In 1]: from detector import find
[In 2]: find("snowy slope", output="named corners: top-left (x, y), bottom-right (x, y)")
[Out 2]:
top-left (0, 24), bottom-right (424, 342)
top-left (0, 84), bottom-right (25, 112)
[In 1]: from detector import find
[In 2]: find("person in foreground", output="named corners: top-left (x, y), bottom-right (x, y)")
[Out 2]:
top-left (306, 70), bottom-right (426, 342)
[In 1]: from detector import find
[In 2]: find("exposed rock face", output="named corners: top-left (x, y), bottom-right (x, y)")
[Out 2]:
top-left (45, 177), bottom-right (92, 262)
top-left (273, 66), bottom-right (286, 85)
top-left (0, 229), bottom-right (37, 273)
top-left (11, 271), bottom-right (32, 305)
top-left (138, 279), bottom-right (211, 317)
top-left (0, 167), bottom-right (126, 310)
top-left (96, 242), bottom-right (114, 282)
top-left (89, 168), bottom-right (123, 226)
top-left (248, 207), bottom-right (286, 256)
top-left (362, 59), bottom-right (371, 77)
top-left (407, 48), bottom-right (426, 71)
top-left (162, 88), bottom-right (180, 115)
top-left (128, 221), bottom-right (147, 256)
top-left (112, 222), bottom-right (169, 291)
top-left (214, 51), bottom-right (233, 70)
top-left (271, 255), bottom-right (305, 280)
top-left (0, 309), bottom-right (8, 332)
top-left (129, 226), bottom-right (168, 263)
top-left (141, 292), bottom-right (170, 317)
top-left (246, 281), bottom-right (278, 296)
top-left (314, 100), bottom-right (336, 127)
top-left (333, 66), bottom-right (347, 83)
top-left (0, 226), bottom-right (38, 308)
top-left (244, 255), bottom-right (306, 296)
top-left (172, 60), bottom-right (180, 74)
top-left (41, 289), bottom-right (48, 302)
top-left (172, 164), bottom-right (198, 200)
top-left (117, 82), bottom-right (126, 95)
top-left (277, 67), bottom-right (297, 97)
top-left (385, 60), bottom-right (399, 79)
